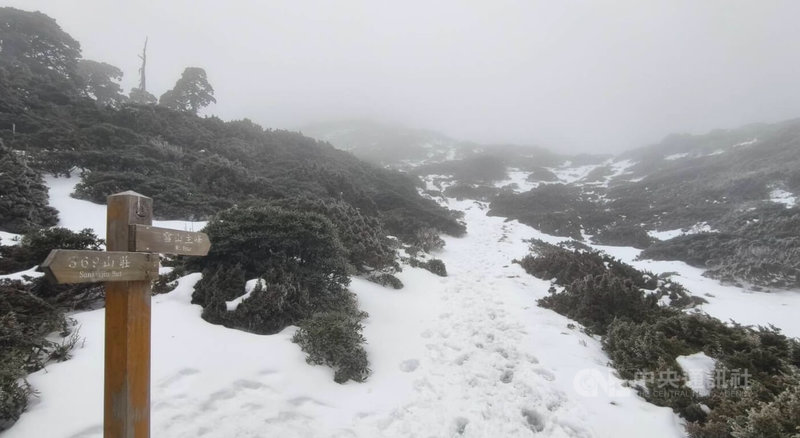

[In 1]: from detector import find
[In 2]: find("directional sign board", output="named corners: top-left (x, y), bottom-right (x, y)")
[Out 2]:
top-left (41, 249), bottom-right (159, 284)
top-left (130, 224), bottom-right (211, 256)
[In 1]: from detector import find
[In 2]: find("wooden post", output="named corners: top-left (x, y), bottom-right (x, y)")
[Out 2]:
top-left (41, 190), bottom-right (209, 436)
top-left (105, 191), bottom-right (153, 438)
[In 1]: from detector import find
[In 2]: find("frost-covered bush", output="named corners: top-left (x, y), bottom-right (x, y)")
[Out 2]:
top-left (366, 272), bottom-right (404, 289)
top-left (190, 205), bottom-right (352, 334)
top-left (592, 224), bottom-right (655, 249)
top-left (409, 257), bottom-right (447, 277)
top-left (0, 280), bottom-right (79, 431)
top-left (490, 184), bottom-right (611, 239)
top-left (268, 196), bottom-right (398, 272)
top-left (293, 310), bottom-right (370, 384)
top-left (411, 227), bottom-right (446, 253)
top-left (538, 272), bottom-right (659, 335)
top-left (519, 239), bottom-right (800, 437)
top-left (641, 207), bottom-right (800, 290)
top-left (191, 264), bottom-right (247, 326)
top-left (0, 227), bottom-right (102, 274)
top-left (516, 240), bottom-right (656, 291)
top-left (0, 144), bottom-right (58, 234)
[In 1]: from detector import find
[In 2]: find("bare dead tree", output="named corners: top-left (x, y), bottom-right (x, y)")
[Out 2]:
top-left (138, 37), bottom-right (148, 91)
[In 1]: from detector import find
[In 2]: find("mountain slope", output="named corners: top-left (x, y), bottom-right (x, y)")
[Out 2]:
top-left (484, 118), bottom-right (800, 289)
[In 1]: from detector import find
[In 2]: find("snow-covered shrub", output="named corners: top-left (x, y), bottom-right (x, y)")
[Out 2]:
top-left (641, 206), bottom-right (800, 290)
top-left (152, 266), bottom-right (186, 295)
top-left (0, 143), bottom-right (58, 234)
top-left (490, 184), bottom-right (611, 239)
top-left (191, 264), bottom-right (247, 326)
top-left (538, 272), bottom-right (659, 335)
top-left (519, 239), bottom-right (800, 437)
top-left (0, 376), bottom-right (33, 432)
top-left (268, 196), bottom-right (398, 272)
top-left (293, 310), bottom-right (370, 384)
top-left (517, 239), bottom-right (656, 293)
top-left (689, 377), bottom-right (800, 438)
top-left (603, 319), bottom-right (676, 378)
top-left (408, 257), bottom-right (447, 277)
top-left (0, 227), bottom-right (102, 275)
top-left (411, 227), bottom-right (445, 253)
top-left (591, 224), bottom-right (655, 249)
top-left (366, 272), bottom-right (404, 289)
top-left (0, 280), bottom-right (79, 431)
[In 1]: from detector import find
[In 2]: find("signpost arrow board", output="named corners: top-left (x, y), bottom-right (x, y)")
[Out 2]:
top-left (130, 224), bottom-right (211, 256)
top-left (41, 249), bottom-right (160, 284)
top-left (39, 190), bottom-right (212, 438)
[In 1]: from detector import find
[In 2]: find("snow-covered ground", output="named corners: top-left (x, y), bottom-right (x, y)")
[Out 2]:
top-left (769, 187), bottom-right (796, 207)
top-left (6, 177), bottom-right (687, 438)
top-left (647, 222), bottom-right (716, 241)
top-left (675, 353), bottom-right (716, 397)
top-left (592, 243), bottom-right (800, 339)
top-left (7, 171), bottom-right (800, 437)
top-left (46, 175), bottom-right (207, 237)
top-left (0, 230), bottom-right (21, 245)
top-left (546, 162), bottom-right (602, 184)
top-left (493, 168), bottom-right (541, 192)
top-left (664, 153), bottom-right (690, 161)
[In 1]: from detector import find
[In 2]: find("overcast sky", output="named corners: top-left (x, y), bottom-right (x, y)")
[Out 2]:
top-left (6, 0), bottom-right (800, 153)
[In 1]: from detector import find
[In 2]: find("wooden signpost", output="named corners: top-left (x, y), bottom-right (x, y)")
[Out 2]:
top-left (40, 191), bottom-right (210, 438)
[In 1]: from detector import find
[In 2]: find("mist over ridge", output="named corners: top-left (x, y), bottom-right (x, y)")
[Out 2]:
top-left (5, 0), bottom-right (800, 153)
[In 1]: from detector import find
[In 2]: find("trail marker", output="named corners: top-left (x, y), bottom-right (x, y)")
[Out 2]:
top-left (40, 191), bottom-right (211, 438)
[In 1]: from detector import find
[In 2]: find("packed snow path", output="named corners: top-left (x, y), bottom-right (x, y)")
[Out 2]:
top-left (6, 181), bottom-right (684, 438)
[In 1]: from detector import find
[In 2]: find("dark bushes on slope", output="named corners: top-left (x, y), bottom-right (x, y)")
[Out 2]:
top-left (641, 206), bottom-right (800, 289)
top-left (408, 257), bottom-right (448, 277)
top-left (591, 224), bottom-right (655, 249)
top-left (518, 240), bottom-right (800, 438)
top-left (516, 239), bottom-right (655, 290)
top-left (267, 196), bottom-right (398, 272)
top-left (186, 204), bottom-right (370, 382)
top-left (539, 273), bottom-right (660, 335)
top-left (0, 279), bottom-right (79, 431)
top-left (189, 205), bottom-right (350, 330)
top-left (0, 228), bottom-right (103, 274)
top-left (0, 144), bottom-right (58, 233)
top-left (490, 184), bottom-right (611, 239)
top-left (412, 154), bottom-right (508, 182)
top-left (293, 309), bottom-right (370, 384)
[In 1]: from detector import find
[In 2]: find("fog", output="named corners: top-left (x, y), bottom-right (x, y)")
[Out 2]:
top-left (6, 0), bottom-right (800, 153)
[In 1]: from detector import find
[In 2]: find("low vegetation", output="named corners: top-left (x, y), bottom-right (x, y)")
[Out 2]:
top-left (0, 7), bottom-right (468, 395)
top-left (293, 308), bottom-right (370, 384)
top-left (517, 240), bottom-right (800, 438)
top-left (0, 229), bottom-right (103, 431)
top-left (0, 228), bottom-right (103, 275)
top-left (642, 206), bottom-right (800, 289)
top-left (0, 144), bottom-right (58, 233)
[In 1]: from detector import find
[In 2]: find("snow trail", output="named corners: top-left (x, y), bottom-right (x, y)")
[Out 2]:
top-left (4, 182), bottom-right (686, 438)
top-left (367, 199), bottom-right (682, 437)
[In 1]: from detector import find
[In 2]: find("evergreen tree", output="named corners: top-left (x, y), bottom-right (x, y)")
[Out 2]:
top-left (76, 60), bottom-right (127, 107)
top-left (159, 67), bottom-right (215, 113)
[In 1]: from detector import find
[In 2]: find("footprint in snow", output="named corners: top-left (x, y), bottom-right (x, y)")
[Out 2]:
top-left (521, 408), bottom-right (546, 433)
top-left (158, 367), bottom-right (200, 389)
top-left (533, 367), bottom-right (556, 381)
top-left (453, 417), bottom-right (470, 435)
top-left (454, 353), bottom-right (470, 365)
top-left (399, 359), bottom-right (420, 372)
